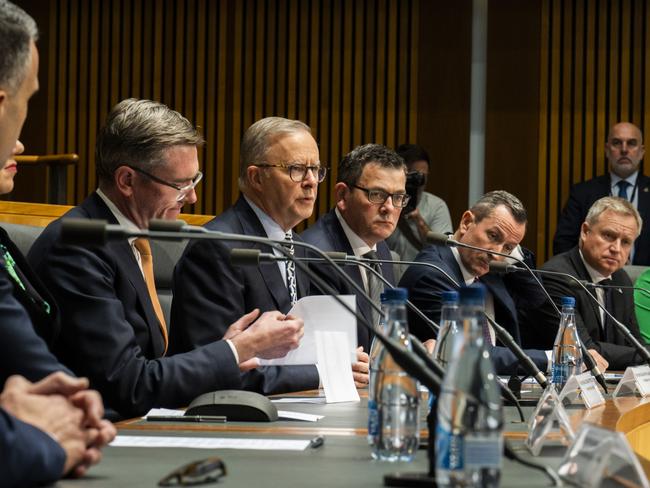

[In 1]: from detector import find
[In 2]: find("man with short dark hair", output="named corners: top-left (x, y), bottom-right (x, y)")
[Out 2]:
top-left (527, 196), bottom-right (646, 370)
top-left (554, 122), bottom-right (650, 264)
top-left (302, 144), bottom-right (407, 354)
top-left (400, 190), bottom-right (608, 374)
top-left (28, 101), bottom-right (307, 418)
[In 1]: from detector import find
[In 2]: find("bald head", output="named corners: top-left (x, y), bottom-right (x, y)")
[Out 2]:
top-left (606, 122), bottom-right (645, 179)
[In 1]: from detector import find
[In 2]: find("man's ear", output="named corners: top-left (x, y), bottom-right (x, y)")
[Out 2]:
top-left (579, 221), bottom-right (590, 244)
top-left (334, 182), bottom-right (349, 210)
top-left (113, 166), bottom-right (135, 197)
top-left (246, 165), bottom-right (264, 191)
top-left (0, 90), bottom-right (7, 119)
top-left (458, 210), bottom-right (474, 236)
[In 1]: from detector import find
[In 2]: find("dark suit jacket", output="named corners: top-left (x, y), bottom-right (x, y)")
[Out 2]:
top-left (553, 173), bottom-right (650, 264)
top-left (0, 227), bottom-right (60, 347)
top-left (27, 192), bottom-right (243, 418)
top-left (170, 196), bottom-right (320, 393)
top-left (397, 244), bottom-right (549, 375)
top-left (526, 246), bottom-right (646, 370)
top-left (300, 208), bottom-right (396, 352)
top-left (0, 409), bottom-right (65, 488)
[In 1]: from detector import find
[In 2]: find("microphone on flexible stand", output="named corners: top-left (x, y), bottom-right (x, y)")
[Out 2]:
top-left (580, 280), bottom-right (650, 299)
top-left (492, 262), bottom-right (650, 374)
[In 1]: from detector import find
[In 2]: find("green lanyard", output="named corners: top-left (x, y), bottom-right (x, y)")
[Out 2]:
top-left (0, 244), bottom-right (51, 315)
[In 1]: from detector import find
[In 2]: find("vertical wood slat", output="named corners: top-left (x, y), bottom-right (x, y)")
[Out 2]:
top-left (42, 0), bottom-right (420, 218)
top-left (538, 0), bottom-right (650, 262)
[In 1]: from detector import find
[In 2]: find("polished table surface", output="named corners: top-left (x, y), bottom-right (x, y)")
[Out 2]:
top-left (51, 388), bottom-right (634, 488)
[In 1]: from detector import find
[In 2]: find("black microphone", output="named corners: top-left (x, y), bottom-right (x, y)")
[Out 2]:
top-left (61, 218), bottom-right (444, 394)
top-left (492, 262), bottom-right (650, 368)
top-left (581, 280), bottom-right (650, 299)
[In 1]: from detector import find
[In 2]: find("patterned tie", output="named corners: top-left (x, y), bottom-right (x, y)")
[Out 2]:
top-left (617, 180), bottom-right (631, 200)
top-left (284, 231), bottom-right (298, 306)
top-left (362, 250), bottom-right (383, 327)
top-left (134, 238), bottom-right (168, 354)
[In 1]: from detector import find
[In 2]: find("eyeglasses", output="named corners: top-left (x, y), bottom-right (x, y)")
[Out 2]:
top-left (158, 457), bottom-right (227, 486)
top-left (352, 184), bottom-right (411, 208)
top-left (128, 165), bottom-right (203, 201)
top-left (254, 163), bottom-right (327, 183)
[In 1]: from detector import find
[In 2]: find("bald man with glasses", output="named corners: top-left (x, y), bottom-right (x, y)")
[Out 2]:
top-left (171, 117), bottom-right (370, 390)
top-left (301, 144), bottom-right (408, 353)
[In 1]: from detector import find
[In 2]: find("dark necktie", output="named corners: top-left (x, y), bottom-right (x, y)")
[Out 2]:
top-left (362, 250), bottom-right (383, 327)
top-left (284, 231), bottom-right (298, 306)
top-left (617, 180), bottom-right (631, 200)
top-left (134, 238), bottom-right (168, 354)
top-left (600, 278), bottom-right (614, 341)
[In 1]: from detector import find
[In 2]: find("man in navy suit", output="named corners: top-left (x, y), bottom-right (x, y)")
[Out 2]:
top-left (302, 144), bottom-right (408, 354)
top-left (399, 190), bottom-right (608, 375)
top-left (171, 117), bottom-right (369, 388)
top-left (554, 122), bottom-right (650, 265)
top-left (0, 1), bottom-right (114, 484)
top-left (29, 100), bottom-right (307, 418)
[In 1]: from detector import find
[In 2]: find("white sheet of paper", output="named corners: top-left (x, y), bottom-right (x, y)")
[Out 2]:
top-left (315, 330), bottom-right (360, 403)
top-left (110, 435), bottom-right (310, 451)
top-left (271, 397), bottom-right (327, 404)
top-left (260, 295), bottom-right (357, 366)
top-left (277, 410), bottom-right (323, 422)
top-left (144, 408), bottom-right (184, 417)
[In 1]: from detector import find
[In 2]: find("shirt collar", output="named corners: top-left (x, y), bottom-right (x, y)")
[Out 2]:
top-left (610, 170), bottom-right (638, 189)
top-left (578, 249), bottom-right (611, 283)
top-left (334, 207), bottom-right (376, 258)
top-left (451, 246), bottom-right (476, 286)
top-left (96, 188), bottom-right (142, 241)
top-left (244, 195), bottom-right (290, 240)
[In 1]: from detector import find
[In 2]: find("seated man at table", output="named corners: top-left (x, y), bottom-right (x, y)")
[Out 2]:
top-left (522, 196), bottom-right (646, 370)
top-left (170, 117), bottom-right (369, 389)
top-left (399, 190), bottom-right (608, 375)
top-left (28, 99), bottom-right (306, 418)
top-left (301, 143), bottom-right (407, 353)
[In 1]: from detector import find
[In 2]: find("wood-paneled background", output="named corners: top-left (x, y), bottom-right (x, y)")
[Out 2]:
top-left (537, 0), bottom-right (650, 261)
top-left (16, 0), bottom-right (420, 226)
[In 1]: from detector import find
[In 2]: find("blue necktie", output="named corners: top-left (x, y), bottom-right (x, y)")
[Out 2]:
top-left (617, 180), bottom-right (631, 200)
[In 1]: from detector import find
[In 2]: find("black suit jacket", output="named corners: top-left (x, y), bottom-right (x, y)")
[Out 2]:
top-left (397, 244), bottom-right (549, 375)
top-left (300, 208), bottom-right (396, 352)
top-left (27, 192), bottom-right (243, 418)
top-left (553, 173), bottom-right (650, 264)
top-left (527, 246), bottom-right (646, 370)
top-left (170, 196), bottom-right (320, 393)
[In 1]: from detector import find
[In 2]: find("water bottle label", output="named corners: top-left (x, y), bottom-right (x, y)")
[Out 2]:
top-left (464, 435), bottom-right (503, 469)
top-left (551, 363), bottom-right (569, 384)
top-left (435, 424), bottom-right (464, 470)
top-left (367, 400), bottom-right (379, 437)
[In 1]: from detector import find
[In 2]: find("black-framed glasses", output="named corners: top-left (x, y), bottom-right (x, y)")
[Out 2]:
top-left (254, 163), bottom-right (327, 183)
top-left (158, 457), bottom-right (227, 486)
top-left (352, 184), bottom-right (411, 208)
top-left (128, 165), bottom-right (203, 201)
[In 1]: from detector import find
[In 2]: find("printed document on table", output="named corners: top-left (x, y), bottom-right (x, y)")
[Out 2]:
top-left (110, 436), bottom-right (310, 450)
top-left (260, 295), bottom-right (357, 365)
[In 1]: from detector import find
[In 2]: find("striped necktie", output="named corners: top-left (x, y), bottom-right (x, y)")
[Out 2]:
top-left (284, 231), bottom-right (298, 306)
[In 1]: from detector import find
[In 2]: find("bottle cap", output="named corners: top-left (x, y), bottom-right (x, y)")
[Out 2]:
top-left (379, 292), bottom-right (387, 303)
top-left (561, 296), bottom-right (576, 307)
top-left (459, 282), bottom-right (486, 302)
top-left (441, 290), bottom-right (459, 303)
top-left (383, 287), bottom-right (408, 301)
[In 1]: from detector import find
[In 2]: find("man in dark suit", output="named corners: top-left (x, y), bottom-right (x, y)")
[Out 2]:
top-left (0, 1), bottom-right (115, 483)
top-left (171, 117), bottom-right (368, 388)
top-left (399, 190), bottom-right (608, 375)
top-left (301, 144), bottom-right (407, 353)
top-left (554, 122), bottom-right (650, 265)
top-left (530, 196), bottom-right (646, 370)
top-left (28, 100), bottom-right (306, 418)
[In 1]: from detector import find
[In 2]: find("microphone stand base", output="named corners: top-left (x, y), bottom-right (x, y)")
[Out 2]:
top-left (383, 472), bottom-right (437, 487)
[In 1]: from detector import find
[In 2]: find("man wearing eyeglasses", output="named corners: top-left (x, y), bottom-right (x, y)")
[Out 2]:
top-left (171, 116), bottom-right (369, 391)
top-left (28, 101), bottom-right (307, 418)
top-left (301, 144), bottom-right (408, 353)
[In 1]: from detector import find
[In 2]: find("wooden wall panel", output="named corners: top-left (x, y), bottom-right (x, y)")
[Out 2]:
top-left (538, 0), bottom-right (650, 262)
top-left (19, 0), bottom-right (420, 223)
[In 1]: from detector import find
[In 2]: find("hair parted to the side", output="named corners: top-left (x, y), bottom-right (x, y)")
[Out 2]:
top-left (470, 190), bottom-right (528, 224)
top-left (337, 143), bottom-right (406, 186)
top-left (586, 196), bottom-right (642, 236)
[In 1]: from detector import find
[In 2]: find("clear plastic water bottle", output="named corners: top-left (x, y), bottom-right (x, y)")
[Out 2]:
top-left (436, 283), bottom-right (503, 487)
top-left (551, 296), bottom-right (583, 391)
top-left (371, 287), bottom-right (420, 461)
top-left (432, 290), bottom-right (462, 367)
top-left (368, 292), bottom-right (388, 445)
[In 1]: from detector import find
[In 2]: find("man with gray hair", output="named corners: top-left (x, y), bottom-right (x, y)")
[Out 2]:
top-left (171, 117), bottom-right (369, 390)
top-left (399, 190), bottom-right (608, 374)
top-left (28, 100), bottom-right (307, 418)
top-left (526, 196), bottom-right (647, 370)
top-left (302, 143), bottom-right (408, 353)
